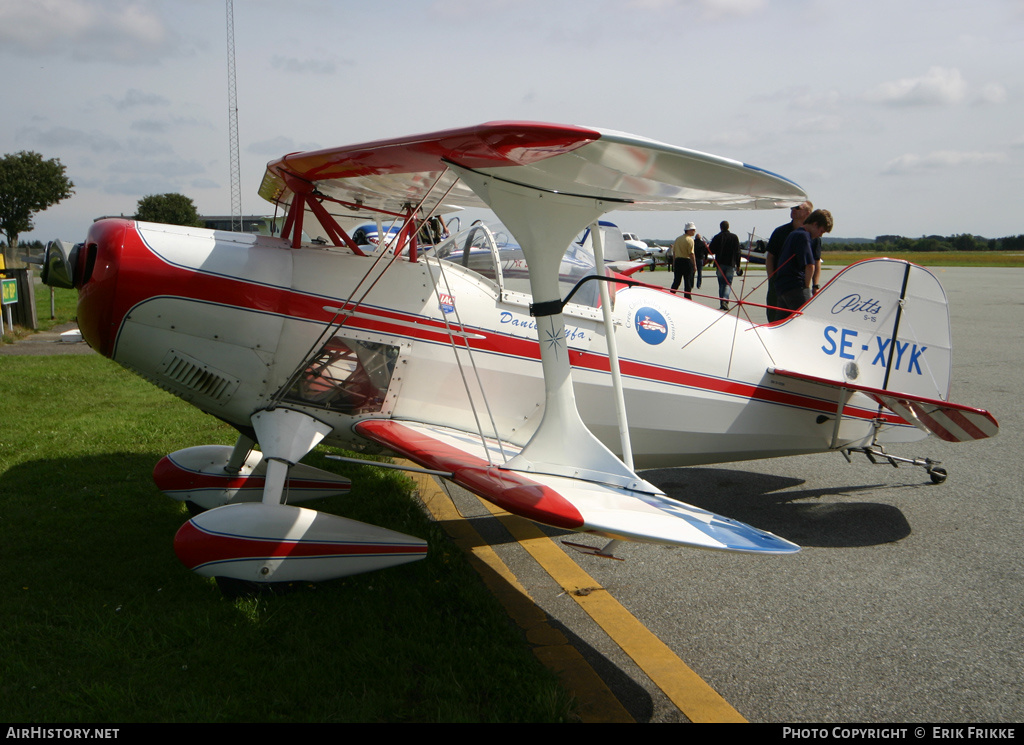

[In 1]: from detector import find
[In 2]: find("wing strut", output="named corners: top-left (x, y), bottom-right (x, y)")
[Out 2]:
top-left (590, 221), bottom-right (634, 471)
top-left (450, 164), bottom-right (647, 490)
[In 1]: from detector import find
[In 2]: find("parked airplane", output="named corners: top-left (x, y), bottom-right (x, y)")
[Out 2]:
top-left (41, 122), bottom-right (997, 588)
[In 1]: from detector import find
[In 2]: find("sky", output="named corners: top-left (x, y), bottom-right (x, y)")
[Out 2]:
top-left (2, 0), bottom-right (1023, 245)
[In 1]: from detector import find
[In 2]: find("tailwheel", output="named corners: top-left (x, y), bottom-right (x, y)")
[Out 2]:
top-left (842, 445), bottom-right (949, 485)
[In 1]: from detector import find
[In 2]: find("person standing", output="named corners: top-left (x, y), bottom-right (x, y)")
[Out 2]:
top-left (693, 230), bottom-right (709, 289)
top-left (774, 209), bottom-right (833, 318)
top-left (708, 220), bottom-right (741, 311)
top-left (765, 201), bottom-right (812, 322)
top-left (669, 222), bottom-right (697, 299)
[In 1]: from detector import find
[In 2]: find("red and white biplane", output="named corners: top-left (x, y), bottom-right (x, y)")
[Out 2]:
top-left (42, 122), bottom-right (998, 588)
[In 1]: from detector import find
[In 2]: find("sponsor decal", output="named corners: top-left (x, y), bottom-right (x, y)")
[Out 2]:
top-left (438, 293), bottom-right (455, 314)
top-left (634, 306), bottom-right (669, 345)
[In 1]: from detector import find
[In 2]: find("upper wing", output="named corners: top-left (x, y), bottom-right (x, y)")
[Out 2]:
top-left (354, 419), bottom-right (799, 555)
top-left (259, 121), bottom-right (807, 219)
top-left (770, 368), bottom-right (999, 443)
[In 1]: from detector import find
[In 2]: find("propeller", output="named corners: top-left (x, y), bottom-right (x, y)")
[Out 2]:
top-left (40, 239), bottom-right (79, 289)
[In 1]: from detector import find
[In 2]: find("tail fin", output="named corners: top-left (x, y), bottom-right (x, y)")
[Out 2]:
top-left (770, 258), bottom-right (952, 403)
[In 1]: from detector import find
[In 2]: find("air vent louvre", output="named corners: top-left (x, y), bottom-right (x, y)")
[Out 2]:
top-left (158, 350), bottom-right (239, 403)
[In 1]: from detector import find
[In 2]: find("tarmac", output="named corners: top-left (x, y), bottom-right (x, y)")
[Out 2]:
top-left (0, 320), bottom-right (93, 356)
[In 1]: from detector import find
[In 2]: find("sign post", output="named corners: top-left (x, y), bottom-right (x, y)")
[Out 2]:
top-left (1, 276), bottom-right (18, 336)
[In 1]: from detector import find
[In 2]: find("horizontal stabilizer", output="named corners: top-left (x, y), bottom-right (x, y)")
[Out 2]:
top-left (770, 369), bottom-right (998, 443)
top-left (355, 420), bottom-right (798, 555)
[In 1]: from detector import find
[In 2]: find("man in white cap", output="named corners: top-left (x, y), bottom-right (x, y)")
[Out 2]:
top-left (668, 222), bottom-right (697, 299)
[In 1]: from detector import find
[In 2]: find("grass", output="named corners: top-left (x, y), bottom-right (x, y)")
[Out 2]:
top-left (0, 356), bottom-right (575, 722)
top-left (820, 251), bottom-right (1024, 267)
top-left (32, 284), bottom-right (80, 332)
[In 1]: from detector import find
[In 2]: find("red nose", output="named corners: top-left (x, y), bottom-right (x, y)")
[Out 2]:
top-left (76, 219), bottom-right (131, 358)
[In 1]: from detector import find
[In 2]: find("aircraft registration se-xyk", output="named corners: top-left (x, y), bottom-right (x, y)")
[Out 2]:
top-left (41, 121), bottom-right (998, 588)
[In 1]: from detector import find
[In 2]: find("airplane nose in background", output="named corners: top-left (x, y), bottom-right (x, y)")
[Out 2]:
top-left (74, 219), bottom-right (131, 358)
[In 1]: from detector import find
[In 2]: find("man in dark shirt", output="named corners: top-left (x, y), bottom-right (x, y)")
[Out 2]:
top-left (708, 221), bottom-right (741, 311)
top-left (693, 231), bottom-right (709, 288)
top-left (765, 201), bottom-right (813, 322)
top-left (775, 209), bottom-right (833, 318)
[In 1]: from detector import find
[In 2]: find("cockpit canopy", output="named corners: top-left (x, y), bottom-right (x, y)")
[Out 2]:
top-left (430, 220), bottom-right (640, 309)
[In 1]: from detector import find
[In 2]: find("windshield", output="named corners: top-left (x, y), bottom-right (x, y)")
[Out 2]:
top-left (432, 221), bottom-right (601, 308)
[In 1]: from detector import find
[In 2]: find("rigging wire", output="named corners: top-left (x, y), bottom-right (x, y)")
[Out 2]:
top-left (267, 170), bottom-right (458, 408)
top-left (422, 225), bottom-right (510, 466)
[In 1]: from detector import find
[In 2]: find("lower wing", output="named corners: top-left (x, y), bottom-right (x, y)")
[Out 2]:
top-left (354, 419), bottom-right (799, 555)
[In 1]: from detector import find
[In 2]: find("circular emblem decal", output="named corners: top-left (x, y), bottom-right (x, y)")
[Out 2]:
top-left (634, 306), bottom-right (668, 345)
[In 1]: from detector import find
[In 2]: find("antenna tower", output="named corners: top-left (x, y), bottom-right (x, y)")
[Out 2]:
top-left (226, 0), bottom-right (241, 231)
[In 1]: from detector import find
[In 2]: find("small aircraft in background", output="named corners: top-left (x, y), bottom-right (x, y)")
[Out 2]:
top-left (621, 230), bottom-right (649, 260)
top-left (41, 121), bottom-right (997, 590)
top-left (742, 230), bottom-right (768, 265)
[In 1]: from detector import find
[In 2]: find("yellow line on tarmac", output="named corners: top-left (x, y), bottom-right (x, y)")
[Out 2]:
top-left (478, 499), bottom-right (747, 724)
top-left (404, 466), bottom-right (633, 723)
top-left (403, 462), bottom-right (745, 723)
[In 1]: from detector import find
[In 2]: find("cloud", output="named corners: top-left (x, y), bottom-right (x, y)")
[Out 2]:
top-left (17, 125), bottom-right (122, 153)
top-left (107, 157), bottom-right (204, 176)
top-left (130, 119), bottom-right (168, 134)
top-left (247, 136), bottom-right (322, 156)
top-left (867, 67), bottom-right (968, 106)
top-left (788, 88), bottom-right (842, 112)
top-left (270, 56), bottom-right (346, 75)
top-left (0, 0), bottom-right (177, 63)
top-left (883, 150), bottom-right (1005, 175)
top-left (788, 114), bottom-right (843, 134)
top-left (977, 82), bottom-right (1008, 105)
top-left (17, 126), bottom-right (179, 158)
top-left (429, 0), bottom-right (520, 17)
top-left (112, 89), bottom-right (170, 110)
top-left (696, 0), bottom-right (766, 18)
top-left (626, 0), bottom-right (766, 17)
top-left (102, 176), bottom-right (185, 196)
top-left (129, 116), bottom-right (216, 135)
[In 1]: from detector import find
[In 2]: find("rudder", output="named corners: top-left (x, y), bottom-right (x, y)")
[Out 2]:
top-left (769, 258), bottom-right (952, 402)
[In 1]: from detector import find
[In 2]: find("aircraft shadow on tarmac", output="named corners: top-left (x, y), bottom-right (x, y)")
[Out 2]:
top-left (449, 464), bottom-right (915, 551)
top-left (640, 467), bottom-right (913, 548)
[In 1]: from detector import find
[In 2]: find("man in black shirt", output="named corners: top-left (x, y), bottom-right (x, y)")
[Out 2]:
top-left (765, 201), bottom-right (814, 322)
top-left (708, 221), bottom-right (741, 311)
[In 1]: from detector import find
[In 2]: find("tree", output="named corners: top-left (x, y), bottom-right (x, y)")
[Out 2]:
top-left (135, 193), bottom-right (203, 227)
top-left (0, 151), bottom-right (74, 266)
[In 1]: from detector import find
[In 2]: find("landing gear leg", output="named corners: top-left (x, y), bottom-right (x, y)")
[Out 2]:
top-left (250, 408), bottom-right (333, 506)
top-left (842, 445), bottom-right (948, 484)
top-left (225, 434), bottom-right (256, 474)
top-left (184, 435), bottom-right (258, 516)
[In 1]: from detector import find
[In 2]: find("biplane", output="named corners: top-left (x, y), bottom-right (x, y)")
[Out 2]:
top-left (41, 122), bottom-right (998, 587)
